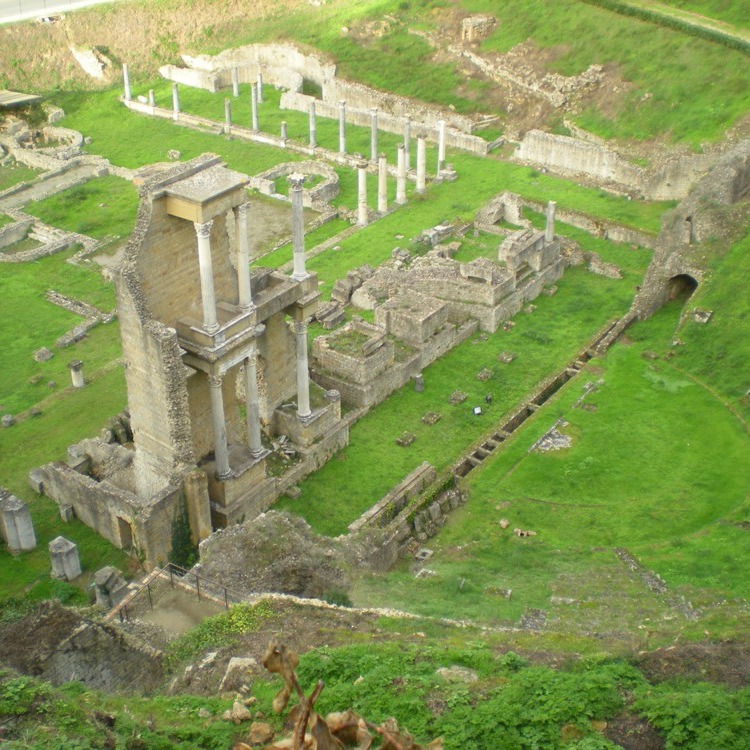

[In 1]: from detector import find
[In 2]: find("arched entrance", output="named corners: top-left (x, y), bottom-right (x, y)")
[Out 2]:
top-left (667, 274), bottom-right (698, 301)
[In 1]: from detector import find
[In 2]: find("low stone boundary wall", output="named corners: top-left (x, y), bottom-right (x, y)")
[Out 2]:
top-left (0, 218), bottom-right (32, 249)
top-left (348, 461), bottom-right (437, 533)
top-left (249, 160), bottom-right (339, 208)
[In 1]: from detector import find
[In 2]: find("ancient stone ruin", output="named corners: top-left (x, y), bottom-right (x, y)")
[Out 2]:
top-left (32, 154), bottom-right (348, 565)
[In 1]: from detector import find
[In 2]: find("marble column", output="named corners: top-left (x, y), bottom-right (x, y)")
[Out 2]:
top-left (148, 89), bottom-right (155, 107)
top-left (235, 202), bottom-right (253, 311)
top-left (231, 67), bottom-right (239, 97)
top-left (378, 153), bottom-right (388, 214)
top-left (546, 201), bottom-right (557, 243)
top-left (416, 136), bottom-right (427, 194)
top-left (403, 116), bottom-right (411, 171)
top-left (396, 144), bottom-right (407, 205)
top-left (309, 100), bottom-right (316, 148)
top-left (357, 160), bottom-right (368, 227)
top-left (257, 70), bottom-right (264, 102)
top-left (251, 83), bottom-right (259, 130)
top-left (244, 352), bottom-right (264, 458)
top-left (208, 374), bottom-right (231, 479)
top-left (370, 107), bottom-right (378, 162)
top-left (339, 100), bottom-right (346, 154)
top-left (295, 320), bottom-right (312, 420)
top-left (224, 98), bottom-right (232, 132)
top-left (437, 119), bottom-right (446, 173)
top-left (68, 360), bottom-right (85, 388)
top-left (123, 64), bottom-right (131, 101)
top-left (280, 120), bottom-right (288, 142)
top-left (195, 220), bottom-right (219, 333)
top-left (289, 174), bottom-right (308, 280)
top-left (172, 82), bottom-right (180, 121)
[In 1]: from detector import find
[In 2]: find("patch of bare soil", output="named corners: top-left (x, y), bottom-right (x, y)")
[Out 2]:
top-left (0, 0), bottom-right (309, 91)
top-left (636, 641), bottom-right (750, 689)
top-left (0, 600), bottom-right (83, 675)
top-left (605, 711), bottom-right (666, 750)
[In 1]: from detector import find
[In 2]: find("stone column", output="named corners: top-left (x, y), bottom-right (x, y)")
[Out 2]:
top-left (224, 98), bottom-right (232, 132)
top-left (437, 119), bottom-right (446, 173)
top-left (68, 360), bottom-right (84, 388)
top-left (545, 200), bottom-right (557, 243)
top-left (231, 67), bottom-right (239, 97)
top-left (295, 320), bottom-right (312, 420)
top-left (194, 220), bottom-right (219, 333)
top-left (338, 100), bottom-right (346, 154)
top-left (244, 351), bottom-right (264, 457)
top-left (396, 143), bottom-right (407, 205)
top-left (370, 107), bottom-right (378, 162)
top-left (357, 160), bottom-right (368, 227)
top-left (251, 83), bottom-right (259, 130)
top-left (49, 536), bottom-right (81, 581)
top-left (172, 82), bottom-right (180, 121)
top-left (280, 120), bottom-right (288, 142)
top-left (0, 490), bottom-right (36, 551)
top-left (378, 153), bottom-right (388, 214)
top-left (257, 70), bottom-right (264, 102)
top-left (235, 202), bottom-right (253, 311)
top-left (416, 136), bottom-right (427, 194)
top-left (148, 89), bottom-right (155, 107)
top-left (309, 100), bottom-right (317, 148)
top-left (289, 174), bottom-right (308, 280)
top-left (123, 64), bottom-right (131, 101)
top-left (208, 374), bottom-right (231, 479)
top-left (404, 116), bottom-right (411, 171)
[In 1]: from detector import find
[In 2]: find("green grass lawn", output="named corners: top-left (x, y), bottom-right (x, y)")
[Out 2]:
top-left (0, 164), bottom-right (39, 192)
top-left (278, 263), bottom-right (638, 535)
top-left (352, 300), bottom-right (750, 627)
top-left (23, 174), bottom-right (138, 243)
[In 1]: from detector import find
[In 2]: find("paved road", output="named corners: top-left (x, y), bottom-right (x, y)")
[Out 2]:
top-left (0, 0), bottom-right (118, 24)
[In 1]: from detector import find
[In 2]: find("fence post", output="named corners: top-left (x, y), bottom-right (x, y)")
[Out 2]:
top-left (224, 587), bottom-right (229, 609)
top-left (196, 575), bottom-right (201, 601)
top-left (169, 565), bottom-right (174, 588)
top-left (147, 582), bottom-right (153, 609)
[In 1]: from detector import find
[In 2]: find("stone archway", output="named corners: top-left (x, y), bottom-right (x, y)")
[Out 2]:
top-left (667, 273), bottom-right (698, 301)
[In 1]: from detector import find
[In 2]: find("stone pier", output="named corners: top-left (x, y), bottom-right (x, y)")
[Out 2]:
top-left (339, 100), bottom-right (347, 154)
top-left (289, 174), bottom-right (309, 280)
top-left (357, 160), bottom-right (369, 227)
top-left (396, 144), bottom-right (407, 205)
top-left (546, 201), bottom-right (557, 243)
top-left (416, 136), bottom-right (427, 194)
top-left (172, 82), bottom-right (180, 121)
top-left (122, 64), bottom-right (131, 101)
top-left (371, 107), bottom-right (379, 162)
top-left (0, 489), bottom-right (36, 552)
top-left (378, 153), bottom-right (388, 214)
top-left (68, 360), bottom-right (85, 388)
top-left (251, 84), bottom-right (259, 130)
top-left (309, 101), bottom-right (317, 148)
top-left (49, 536), bottom-right (81, 581)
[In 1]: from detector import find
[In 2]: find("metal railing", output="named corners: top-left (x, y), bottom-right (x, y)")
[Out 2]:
top-left (105, 562), bottom-right (247, 623)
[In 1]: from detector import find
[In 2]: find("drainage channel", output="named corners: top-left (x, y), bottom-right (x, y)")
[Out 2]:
top-left (453, 316), bottom-right (628, 479)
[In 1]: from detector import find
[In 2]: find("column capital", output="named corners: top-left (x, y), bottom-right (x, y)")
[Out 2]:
top-left (288, 173), bottom-right (305, 191)
top-left (357, 160), bottom-right (368, 170)
top-left (237, 202), bottom-right (249, 219)
top-left (195, 220), bottom-right (213, 238)
top-left (208, 373), bottom-right (223, 389)
top-left (294, 319), bottom-right (308, 335)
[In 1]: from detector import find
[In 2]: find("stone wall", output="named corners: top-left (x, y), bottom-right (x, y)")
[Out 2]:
top-left (248, 160), bottom-right (340, 208)
top-left (0, 218), bottom-right (32, 249)
top-left (515, 129), bottom-right (716, 201)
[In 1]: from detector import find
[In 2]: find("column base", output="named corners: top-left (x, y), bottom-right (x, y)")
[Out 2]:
top-left (297, 411), bottom-right (314, 424)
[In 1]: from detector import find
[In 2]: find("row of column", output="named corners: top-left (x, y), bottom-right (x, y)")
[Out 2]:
top-left (123, 65), bottom-right (448, 174)
top-left (201, 178), bottom-right (313, 480)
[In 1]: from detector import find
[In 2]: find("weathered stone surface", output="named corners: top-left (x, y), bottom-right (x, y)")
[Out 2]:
top-left (247, 722), bottom-right (275, 745)
top-left (436, 665), bottom-right (479, 683)
top-left (34, 347), bottom-right (54, 362)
